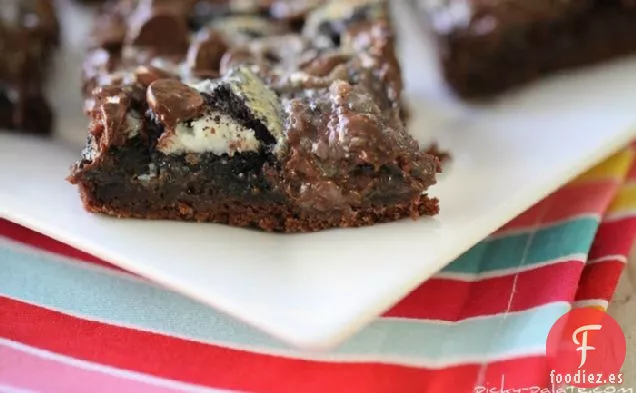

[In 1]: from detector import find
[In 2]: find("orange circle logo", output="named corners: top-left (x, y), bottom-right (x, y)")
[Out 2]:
top-left (546, 308), bottom-right (626, 388)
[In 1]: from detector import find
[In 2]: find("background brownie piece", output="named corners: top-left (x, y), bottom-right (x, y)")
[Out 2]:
top-left (0, 0), bottom-right (59, 134)
top-left (415, 0), bottom-right (636, 98)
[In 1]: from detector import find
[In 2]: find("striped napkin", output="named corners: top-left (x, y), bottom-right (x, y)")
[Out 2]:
top-left (1, 147), bottom-right (636, 393)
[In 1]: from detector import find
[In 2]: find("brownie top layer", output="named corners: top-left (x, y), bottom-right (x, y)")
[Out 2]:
top-left (0, 0), bottom-right (59, 85)
top-left (83, 0), bottom-right (404, 156)
top-left (419, 0), bottom-right (636, 37)
top-left (83, 0), bottom-right (397, 93)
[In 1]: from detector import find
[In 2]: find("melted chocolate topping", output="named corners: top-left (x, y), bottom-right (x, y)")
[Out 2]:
top-left (147, 79), bottom-right (206, 128)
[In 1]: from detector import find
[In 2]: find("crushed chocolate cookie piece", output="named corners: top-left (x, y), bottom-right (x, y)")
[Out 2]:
top-left (153, 67), bottom-right (284, 156)
top-left (194, 66), bottom-right (283, 147)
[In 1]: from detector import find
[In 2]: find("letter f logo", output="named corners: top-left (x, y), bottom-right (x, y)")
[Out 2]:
top-left (572, 324), bottom-right (602, 368)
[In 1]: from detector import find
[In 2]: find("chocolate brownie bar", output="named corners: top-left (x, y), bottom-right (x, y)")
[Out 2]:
top-left (68, 0), bottom-right (440, 232)
top-left (0, 0), bottom-right (59, 134)
top-left (415, 0), bottom-right (636, 97)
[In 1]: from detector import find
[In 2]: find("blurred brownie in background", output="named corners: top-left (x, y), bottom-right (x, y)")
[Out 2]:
top-left (0, 0), bottom-right (59, 134)
top-left (414, 0), bottom-right (636, 98)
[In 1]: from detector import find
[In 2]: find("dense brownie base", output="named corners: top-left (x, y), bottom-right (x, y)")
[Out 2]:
top-left (79, 183), bottom-right (438, 232)
top-left (423, 2), bottom-right (636, 98)
top-left (72, 139), bottom-right (439, 232)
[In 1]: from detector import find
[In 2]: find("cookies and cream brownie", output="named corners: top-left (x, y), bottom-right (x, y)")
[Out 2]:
top-left (0, 0), bottom-right (59, 134)
top-left (68, 0), bottom-right (440, 232)
top-left (414, 0), bottom-right (636, 97)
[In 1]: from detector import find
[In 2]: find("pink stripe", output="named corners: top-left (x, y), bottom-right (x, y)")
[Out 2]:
top-left (0, 342), bottom-right (194, 393)
top-left (497, 181), bottom-right (617, 233)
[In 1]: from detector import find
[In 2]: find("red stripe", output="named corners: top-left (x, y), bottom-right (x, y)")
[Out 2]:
top-left (627, 159), bottom-right (636, 181)
top-left (386, 262), bottom-right (583, 320)
top-left (588, 217), bottom-right (636, 260)
top-left (0, 219), bottom-right (128, 273)
top-left (497, 181), bottom-right (617, 233)
top-left (575, 261), bottom-right (626, 302)
top-left (577, 214), bottom-right (636, 303)
top-left (0, 297), bottom-right (552, 393)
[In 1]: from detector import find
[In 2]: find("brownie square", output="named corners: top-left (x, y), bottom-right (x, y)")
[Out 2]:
top-left (68, 0), bottom-right (440, 232)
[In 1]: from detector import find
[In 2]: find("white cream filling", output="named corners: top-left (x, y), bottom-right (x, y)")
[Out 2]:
top-left (226, 68), bottom-right (283, 139)
top-left (158, 112), bottom-right (260, 156)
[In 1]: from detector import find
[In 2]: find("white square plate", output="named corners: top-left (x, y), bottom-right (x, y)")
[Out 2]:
top-left (1, 2), bottom-right (636, 350)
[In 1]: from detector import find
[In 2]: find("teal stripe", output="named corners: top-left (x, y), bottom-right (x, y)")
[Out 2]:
top-left (1, 245), bottom-right (568, 363)
top-left (443, 217), bottom-right (599, 274)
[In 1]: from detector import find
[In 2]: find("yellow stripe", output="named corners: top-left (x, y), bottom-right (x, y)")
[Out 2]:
top-left (607, 183), bottom-right (636, 215)
top-left (573, 148), bottom-right (635, 184)
top-left (575, 305), bottom-right (608, 312)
